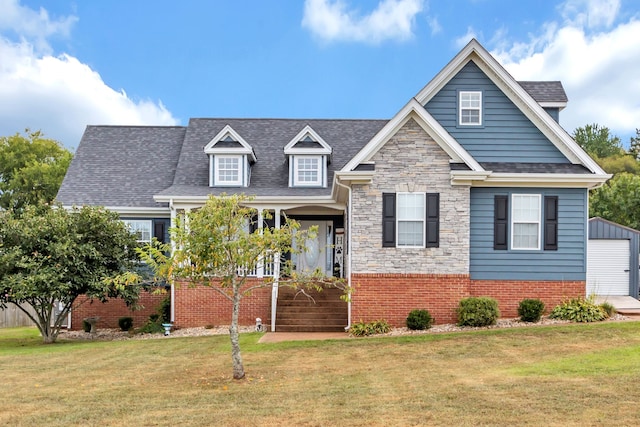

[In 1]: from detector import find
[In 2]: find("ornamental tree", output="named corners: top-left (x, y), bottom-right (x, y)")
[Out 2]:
top-left (0, 130), bottom-right (72, 214)
top-left (140, 194), bottom-right (344, 380)
top-left (0, 205), bottom-right (141, 343)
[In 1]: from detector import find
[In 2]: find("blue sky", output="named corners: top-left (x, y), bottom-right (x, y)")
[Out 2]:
top-left (1, 0), bottom-right (639, 149)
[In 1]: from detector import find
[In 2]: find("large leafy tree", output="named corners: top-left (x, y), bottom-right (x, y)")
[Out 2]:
top-left (0, 205), bottom-right (141, 343)
top-left (142, 194), bottom-right (342, 380)
top-left (590, 173), bottom-right (640, 230)
top-left (573, 123), bottom-right (623, 159)
top-left (0, 130), bottom-right (72, 213)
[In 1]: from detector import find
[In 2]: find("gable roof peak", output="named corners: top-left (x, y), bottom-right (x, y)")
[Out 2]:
top-left (284, 124), bottom-right (332, 156)
top-left (203, 124), bottom-right (257, 162)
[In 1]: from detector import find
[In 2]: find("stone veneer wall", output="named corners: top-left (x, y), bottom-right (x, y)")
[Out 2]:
top-left (350, 118), bottom-right (470, 274)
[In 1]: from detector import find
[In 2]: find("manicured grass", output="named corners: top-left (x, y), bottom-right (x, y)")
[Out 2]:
top-left (2, 322), bottom-right (640, 426)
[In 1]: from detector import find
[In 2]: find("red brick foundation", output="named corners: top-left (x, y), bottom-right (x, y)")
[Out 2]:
top-left (71, 291), bottom-right (166, 330)
top-left (350, 273), bottom-right (586, 327)
top-left (173, 280), bottom-right (271, 329)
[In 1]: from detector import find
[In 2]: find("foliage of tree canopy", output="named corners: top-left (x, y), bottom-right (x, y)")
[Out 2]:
top-left (0, 130), bottom-right (72, 213)
top-left (589, 173), bottom-right (640, 230)
top-left (141, 194), bottom-right (345, 380)
top-left (0, 205), bottom-right (141, 343)
top-left (573, 124), bottom-right (623, 159)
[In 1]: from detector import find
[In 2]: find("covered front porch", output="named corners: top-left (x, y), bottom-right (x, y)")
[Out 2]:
top-left (169, 201), bottom-right (349, 332)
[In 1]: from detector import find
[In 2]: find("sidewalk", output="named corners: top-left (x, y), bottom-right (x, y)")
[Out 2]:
top-left (258, 332), bottom-right (350, 343)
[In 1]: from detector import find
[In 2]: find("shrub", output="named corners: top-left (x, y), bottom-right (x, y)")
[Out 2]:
top-left (406, 309), bottom-right (434, 330)
top-left (517, 299), bottom-right (545, 322)
top-left (599, 302), bottom-right (616, 318)
top-left (349, 319), bottom-right (391, 337)
top-left (549, 297), bottom-right (607, 322)
top-left (159, 296), bottom-right (171, 323)
top-left (118, 316), bottom-right (134, 331)
top-left (457, 297), bottom-right (500, 327)
top-left (82, 319), bottom-right (91, 333)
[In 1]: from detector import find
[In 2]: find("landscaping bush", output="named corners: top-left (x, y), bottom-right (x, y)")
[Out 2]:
top-left (118, 317), bottom-right (134, 331)
top-left (457, 297), bottom-right (500, 327)
top-left (406, 309), bottom-right (434, 330)
top-left (599, 302), bottom-right (616, 318)
top-left (349, 319), bottom-right (391, 337)
top-left (549, 297), bottom-right (607, 322)
top-left (517, 299), bottom-right (545, 322)
top-left (82, 319), bottom-right (91, 333)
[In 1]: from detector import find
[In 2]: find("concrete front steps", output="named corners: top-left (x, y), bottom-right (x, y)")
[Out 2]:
top-left (275, 286), bottom-right (347, 332)
top-left (594, 295), bottom-right (640, 318)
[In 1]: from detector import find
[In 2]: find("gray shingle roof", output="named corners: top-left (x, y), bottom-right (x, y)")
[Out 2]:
top-left (518, 81), bottom-right (568, 103)
top-left (56, 125), bottom-right (186, 208)
top-left (164, 118), bottom-right (388, 197)
top-left (480, 162), bottom-right (591, 174)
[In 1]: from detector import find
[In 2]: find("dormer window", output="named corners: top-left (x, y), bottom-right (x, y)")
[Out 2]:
top-left (284, 125), bottom-right (332, 188)
top-left (204, 125), bottom-right (256, 187)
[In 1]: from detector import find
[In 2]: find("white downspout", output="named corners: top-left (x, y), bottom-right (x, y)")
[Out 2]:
top-left (169, 198), bottom-right (176, 323)
top-left (334, 179), bottom-right (352, 328)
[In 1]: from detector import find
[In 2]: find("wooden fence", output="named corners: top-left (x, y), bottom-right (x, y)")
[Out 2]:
top-left (0, 304), bottom-right (36, 328)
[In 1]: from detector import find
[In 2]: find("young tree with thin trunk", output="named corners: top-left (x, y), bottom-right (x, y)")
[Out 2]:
top-left (0, 205), bottom-right (141, 343)
top-left (140, 194), bottom-right (343, 380)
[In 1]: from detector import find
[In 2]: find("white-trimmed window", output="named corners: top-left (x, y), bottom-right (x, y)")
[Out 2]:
top-left (123, 219), bottom-right (152, 244)
top-left (397, 193), bottom-right (425, 247)
top-left (511, 194), bottom-right (541, 250)
top-left (459, 91), bottom-right (482, 125)
top-left (293, 156), bottom-right (322, 186)
top-left (214, 155), bottom-right (242, 186)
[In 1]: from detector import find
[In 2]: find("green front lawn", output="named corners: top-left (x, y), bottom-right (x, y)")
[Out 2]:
top-left (2, 322), bottom-right (640, 426)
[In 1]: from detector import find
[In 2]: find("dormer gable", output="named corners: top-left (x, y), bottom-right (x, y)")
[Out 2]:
top-left (204, 125), bottom-right (256, 187)
top-left (284, 125), bottom-right (331, 188)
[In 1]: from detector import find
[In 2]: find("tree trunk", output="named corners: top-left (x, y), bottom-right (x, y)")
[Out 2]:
top-left (229, 283), bottom-right (245, 380)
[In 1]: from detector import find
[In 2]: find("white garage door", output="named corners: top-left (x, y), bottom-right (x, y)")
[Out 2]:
top-left (587, 239), bottom-right (630, 296)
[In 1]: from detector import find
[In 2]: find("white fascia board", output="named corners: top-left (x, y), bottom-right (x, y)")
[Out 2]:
top-left (342, 98), bottom-right (483, 173)
top-left (334, 170), bottom-right (375, 183)
top-left (473, 173), bottom-right (612, 189)
top-left (155, 193), bottom-right (339, 207)
top-left (450, 171), bottom-right (492, 185)
top-left (103, 206), bottom-right (170, 216)
top-left (539, 101), bottom-right (567, 110)
top-left (284, 125), bottom-right (332, 155)
top-left (204, 124), bottom-right (257, 162)
top-left (414, 39), bottom-right (605, 176)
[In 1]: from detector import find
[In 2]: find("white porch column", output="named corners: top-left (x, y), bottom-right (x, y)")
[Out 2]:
top-left (257, 210), bottom-right (264, 278)
top-left (271, 208), bottom-right (281, 332)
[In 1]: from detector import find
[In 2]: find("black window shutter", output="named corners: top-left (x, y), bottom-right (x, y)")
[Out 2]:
top-left (425, 193), bottom-right (439, 248)
top-left (382, 193), bottom-right (396, 247)
top-left (153, 221), bottom-right (166, 244)
top-left (494, 195), bottom-right (509, 250)
top-left (544, 196), bottom-right (558, 250)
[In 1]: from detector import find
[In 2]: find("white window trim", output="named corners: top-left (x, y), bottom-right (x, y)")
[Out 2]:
top-left (459, 91), bottom-right (482, 126)
top-left (511, 194), bottom-right (541, 251)
top-left (123, 219), bottom-right (152, 244)
top-left (292, 155), bottom-right (323, 187)
top-left (396, 192), bottom-right (425, 248)
top-left (214, 154), bottom-right (243, 186)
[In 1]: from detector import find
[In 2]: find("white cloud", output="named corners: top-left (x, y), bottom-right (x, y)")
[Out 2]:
top-left (492, 0), bottom-right (640, 140)
top-left (0, 1), bottom-right (178, 149)
top-left (301, 0), bottom-right (424, 44)
top-left (454, 26), bottom-right (479, 49)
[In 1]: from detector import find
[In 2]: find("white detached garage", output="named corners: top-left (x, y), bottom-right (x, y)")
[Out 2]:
top-left (588, 218), bottom-right (640, 298)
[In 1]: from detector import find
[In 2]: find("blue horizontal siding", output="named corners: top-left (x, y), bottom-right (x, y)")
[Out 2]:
top-left (470, 188), bottom-right (587, 281)
top-left (425, 61), bottom-right (569, 163)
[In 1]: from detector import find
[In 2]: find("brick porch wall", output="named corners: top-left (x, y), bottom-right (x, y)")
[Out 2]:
top-left (350, 273), bottom-right (586, 327)
top-left (71, 291), bottom-right (166, 330)
top-left (173, 280), bottom-right (271, 329)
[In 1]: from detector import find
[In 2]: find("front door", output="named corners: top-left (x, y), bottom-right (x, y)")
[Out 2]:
top-left (296, 220), bottom-right (333, 276)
